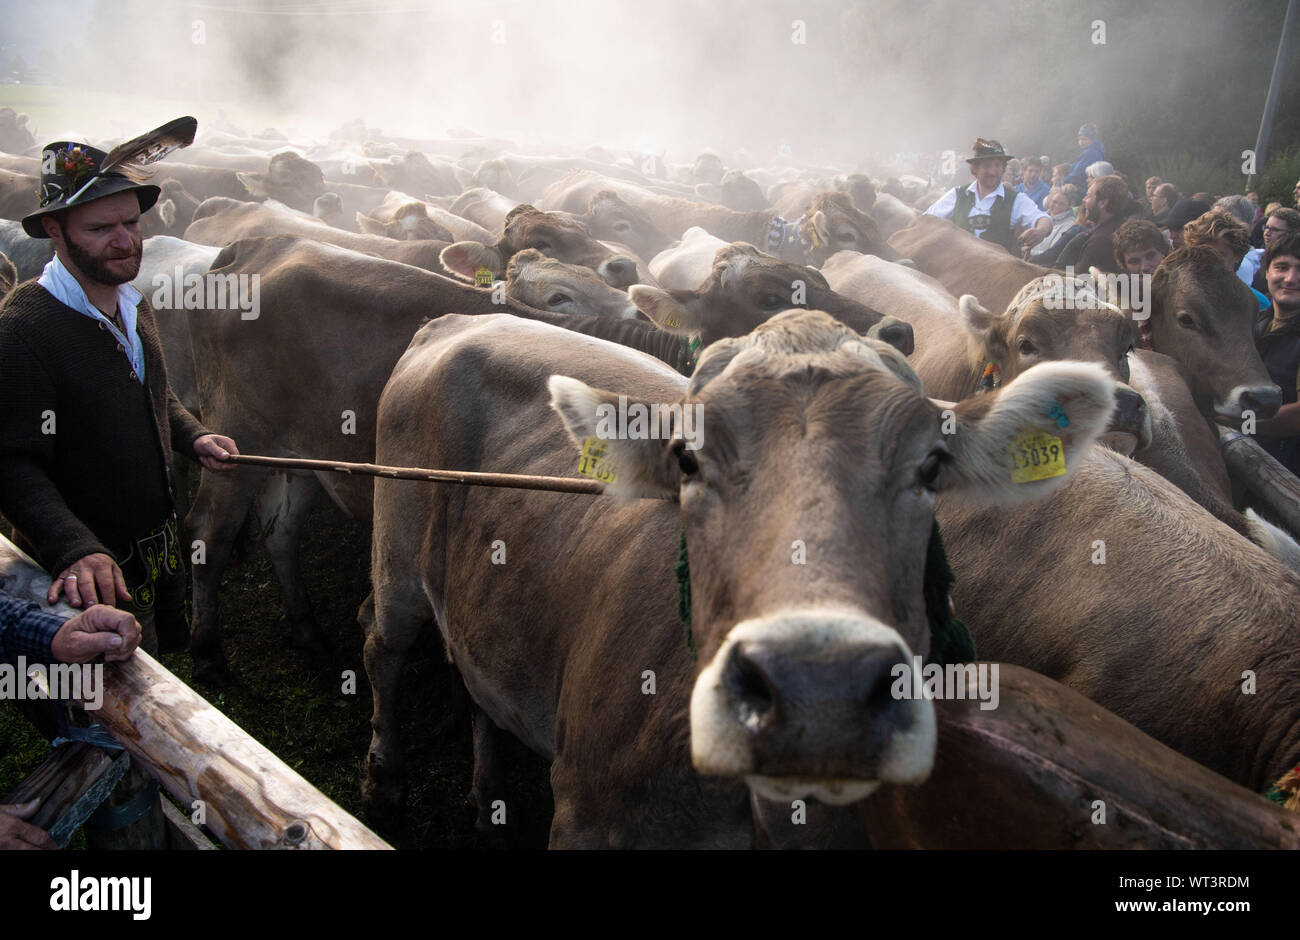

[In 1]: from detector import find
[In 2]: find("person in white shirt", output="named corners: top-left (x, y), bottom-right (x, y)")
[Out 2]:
top-left (925, 138), bottom-right (1051, 255)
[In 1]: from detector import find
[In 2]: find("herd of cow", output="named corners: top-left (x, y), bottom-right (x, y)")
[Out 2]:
top-left (2, 125), bottom-right (1298, 849)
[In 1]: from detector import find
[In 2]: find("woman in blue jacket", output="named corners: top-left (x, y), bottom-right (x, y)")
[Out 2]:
top-left (1064, 123), bottom-right (1105, 190)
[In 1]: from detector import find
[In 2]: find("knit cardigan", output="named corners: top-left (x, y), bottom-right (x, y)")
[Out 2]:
top-left (0, 280), bottom-right (209, 576)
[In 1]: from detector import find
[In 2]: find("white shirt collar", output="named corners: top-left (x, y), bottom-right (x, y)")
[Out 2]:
top-left (37, 255), bottom-right (146, 381)
top-left (966, 181), bottom-right (1008, 200)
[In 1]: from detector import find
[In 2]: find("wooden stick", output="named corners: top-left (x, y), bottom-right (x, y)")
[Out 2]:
top-left (225, 453), bottom-right (608, 496)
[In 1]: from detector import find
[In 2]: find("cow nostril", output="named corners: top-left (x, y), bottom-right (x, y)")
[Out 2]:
top-left (728, 648), bottom-right (776, 722)
top-left (867, 660), bottom-right (899, 712)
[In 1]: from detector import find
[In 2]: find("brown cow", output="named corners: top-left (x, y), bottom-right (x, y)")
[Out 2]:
top-left (362, 309), bottom-right (1116, 844)
top-left (354, 200), bottom-right (454, 242)
top-left (183, 235), bottom-right (699, 684)
top-left (183, 236), bottom-right (910, 685)
top-left (887, 214), bottom-right (1049, 316)
top-left (502, 249), bottom-right (638, 319)
top-left (823, 254), bottom-right (1147, 451)
top-left (0, 168), bottom-right (39, 222)
top-left (937, 447), bottom-right (1300, 792)
top-left (1140, 245), bottom-right (1281, 420)
top-left (361, 190), bottom-right (494, 244)
top-left (629, 242), bottom-right (913, 354)
top-left (184, 197), bottom-right (450, 273)
top-left (439, 203), bottom-right (642, 289)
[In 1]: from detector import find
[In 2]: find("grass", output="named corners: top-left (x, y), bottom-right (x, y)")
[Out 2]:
top-left (0, 490), bottom-right (553, 850)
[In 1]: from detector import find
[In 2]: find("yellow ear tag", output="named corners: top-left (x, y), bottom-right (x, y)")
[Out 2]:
top-left (578, 437), bottom-right (618, 483)
top-left (1009, 431), bottom-right (1066, 483)
top-left (474, 267), bottom-right (494, 287)
top-left (663, 313), bottom-right (682, 329)
top-left (809, 225), bottom-right (823, 247)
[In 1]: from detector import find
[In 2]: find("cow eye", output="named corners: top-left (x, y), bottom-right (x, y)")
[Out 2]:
top-left (1017, 337), bottom-right (1037, 356)
top-left (547, 292), bottom-right (572, 306)
top-left (918, 451), bottom-right (945, 489)
top-left (673, 440), bottom-right (699, 476)
top-left (1176, 313), bottom-right (1197, 330)
top-left (836, 232), bottom-right (856, 243)
top-left (533, 241), bottom-right (552, 252)
top-left (613, 221), bottom-right (631, 232)
top-left (760, 293), bottom-right (784, 309)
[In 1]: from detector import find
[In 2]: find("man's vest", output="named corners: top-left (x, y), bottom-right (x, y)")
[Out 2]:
top-left (953, 184), bottom-right (1018, 253)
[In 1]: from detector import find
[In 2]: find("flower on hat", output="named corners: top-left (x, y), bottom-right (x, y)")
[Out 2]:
top-left (55, 145), bottom-right (96, 185)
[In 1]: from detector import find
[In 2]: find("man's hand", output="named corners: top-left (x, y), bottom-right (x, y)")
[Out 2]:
top-left (0, 800), bottom-right (56, 850)
top-left (1018, 224), bottom-right (1048, 248)
top-left (48, 553), bottom-right (131, 609)
top-left (51, 604), bottom-right (142, 664)
top-left (194, 433), bottom-right (239, 472)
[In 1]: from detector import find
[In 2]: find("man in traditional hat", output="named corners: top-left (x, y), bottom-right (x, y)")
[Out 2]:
top-left (924, 138), bottom-right (1052, 255)
top-left (1154, 197), bottom-right (1212, 250)
top-left (0, 133), bottom-right (239, 653)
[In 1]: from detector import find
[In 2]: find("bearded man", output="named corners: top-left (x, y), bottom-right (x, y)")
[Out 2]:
top-left (0, 135), bottom-right (239, 653)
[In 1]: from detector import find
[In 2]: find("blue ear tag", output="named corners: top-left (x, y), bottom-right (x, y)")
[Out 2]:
top-left (1047, 402), bottom-right (1069, 429)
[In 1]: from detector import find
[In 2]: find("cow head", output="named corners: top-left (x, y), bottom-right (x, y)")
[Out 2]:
top-left (627, 242), bottom-right (913, 354)
top-left (548, 309), bottom-right (1116, 803)
top-left (964, 275), bottom-right (1150, 454)
top-left (834, 174), bottom-right (876, 212)
top-left (439, 204), bottom-right (640, 288)
top-left (1147, 245), bottom-right (1281, 420)
top-left (696, 170), bottom-right (769, 212)
top-left (313, 192), bottom-right (344, 225)
top-left (799, 191), bottom-right (897, 267)
top-left (581, 191), bottom-right (671, 262)
top-left (237, 151), bottom-right (327, 214)
top-left (356, 202), bottom-right (454, 242)
top-left (369, 150), bottom-right (457, 197)
top-left (504, 248), bottom-right (638, 319)
top-left (692, 152), bottom-right (725, 186)
top-left (472, 158), bottom-right (517, 198)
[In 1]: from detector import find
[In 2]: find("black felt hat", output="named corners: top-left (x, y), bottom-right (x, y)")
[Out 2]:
top-left (967, 138), bottom-right (1015, 164)
top-left (22, 117), bottom-right (197, 238)
top-left (1155, 198), bottom-right (1212, 230)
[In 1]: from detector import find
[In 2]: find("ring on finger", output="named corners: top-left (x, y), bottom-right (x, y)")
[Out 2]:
top-left (66, 575), bottom-right (78, 581)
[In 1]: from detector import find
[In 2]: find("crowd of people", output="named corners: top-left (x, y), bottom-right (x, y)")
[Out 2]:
top-left (924, 123), bottom-right (1300, 478)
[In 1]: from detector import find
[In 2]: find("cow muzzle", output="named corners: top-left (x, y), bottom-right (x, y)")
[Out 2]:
top-left (1097, 384), bottom-right (1151, 456)
top-left (598, 256), bottom-right (640, 289)
top-left (1217, 384), bottom-right (1282, 421)
top-left (689, 607), bottom-right (936, 804)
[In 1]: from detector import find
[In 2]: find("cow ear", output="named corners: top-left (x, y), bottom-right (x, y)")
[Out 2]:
top-left (629, 285), bottom-right (701, 336)
top-left (236, 172), bottom-right (267, 199)
top-left (959, 293), bottom-right (1006, 361)
top-left (547, 376), bottom-right (678, 499)
top-left (938, 361), bottom-right (1115, 504)
top-left (158, 199), bottom-right (176, 228)
top-left (356, 213), bottom-right (388, 236)
top-left (440, 241), bottom-right (505, 280)
top-left (811, 210), bottom-right (831, 246)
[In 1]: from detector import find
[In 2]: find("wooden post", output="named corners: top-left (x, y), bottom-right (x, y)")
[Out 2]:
top-left (93, 650), bottom-right (391, 849)
top-left (860, 664), bottom-right (1300, 849)
top-left (1219, 426), bottom-right (1300, 537)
